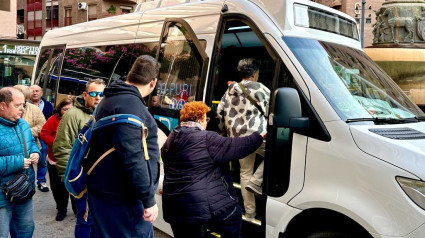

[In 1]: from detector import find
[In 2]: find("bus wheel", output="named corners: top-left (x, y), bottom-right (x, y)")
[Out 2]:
top-left (307, 230), bottom-right (350, 238)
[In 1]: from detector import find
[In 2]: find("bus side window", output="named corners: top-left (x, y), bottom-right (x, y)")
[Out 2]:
top-left (58, 48), bottom-right (82, 102)
top-left (34, 46), bottom-right (64, 105)
top-left (108, 42), bottom-right (159, 86)
top-left (58, 44), bottom-right (136, 99)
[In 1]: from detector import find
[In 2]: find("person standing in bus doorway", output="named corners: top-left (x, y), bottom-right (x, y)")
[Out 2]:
top-left (53, 78), bottom-right (105, 238)
top-left (0, 87), bottom-right (40, 238)
top-left (161, 101), bottom-right (264, 238)
top-left (85, 55), bottom-right (160, 237)
top-left (30, 85), bottom-right (54, 193)
top-left (217, 58), bottom-right (270, 220)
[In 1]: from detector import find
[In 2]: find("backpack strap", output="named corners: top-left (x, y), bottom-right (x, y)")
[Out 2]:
top-left (93, 114), bottom-right (149, 160)
top-left (86, 114), bottom-right (150, 176)
top-left (238, 82), bottom-right (265, 116)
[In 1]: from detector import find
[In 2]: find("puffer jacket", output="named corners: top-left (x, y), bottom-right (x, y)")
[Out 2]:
top-left (217, 80), bottom-right (270, 137)
top-left (53, 96), bottom-right (93, 178)
top-left (161, 125), bottom-right (262, 224)
top-left (0, 117), bottom-right (40, 208)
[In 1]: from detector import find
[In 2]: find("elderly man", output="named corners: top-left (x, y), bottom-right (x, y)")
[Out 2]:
top-left (30, 85), bottom-right (52, 192)
top-left (0, 87), bottom-right (40, 238)
top-left (53, 78), bottom-right (105, 238)
top-left (30, 85), bottom-right (53, 120)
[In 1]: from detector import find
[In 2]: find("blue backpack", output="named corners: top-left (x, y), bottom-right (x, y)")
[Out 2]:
top-left (64, 113), bottom-right (149, 198)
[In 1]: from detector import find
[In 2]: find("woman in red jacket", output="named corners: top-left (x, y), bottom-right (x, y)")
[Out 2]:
top-left (40, 97), bottom-right (74, 221)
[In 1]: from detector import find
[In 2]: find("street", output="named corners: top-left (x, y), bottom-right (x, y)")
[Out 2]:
top-left (32, 173), bottom-right (171, 238)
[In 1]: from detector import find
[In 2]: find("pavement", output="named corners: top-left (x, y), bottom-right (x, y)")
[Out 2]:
top-left (32, 173), bottom-right (172, 238)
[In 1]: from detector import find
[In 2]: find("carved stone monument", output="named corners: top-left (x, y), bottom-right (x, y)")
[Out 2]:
top-left (366, 0), bottom-right (425, 111)
top-left (372, 0), bottom-right (425, 46)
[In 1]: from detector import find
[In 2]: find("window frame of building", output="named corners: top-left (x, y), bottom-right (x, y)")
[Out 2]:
top-left (0, 0), bottom-right (11, 11)
top-left (88, 4), bottom-right (97, 21)
top-left (64, 7), bottom-right (72, 26)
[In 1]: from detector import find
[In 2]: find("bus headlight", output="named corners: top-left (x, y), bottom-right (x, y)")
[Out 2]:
top-left (396, 176), bottom-right (425, 210)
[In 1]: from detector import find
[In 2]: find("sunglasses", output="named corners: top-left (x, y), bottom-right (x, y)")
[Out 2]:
top-left (87, 91), bottom-right (104, 97)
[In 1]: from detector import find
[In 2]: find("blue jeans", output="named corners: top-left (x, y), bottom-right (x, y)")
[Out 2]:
top-left (74, 194), bottom-right (94, 238)
top-left (36, 140), bottom-right (48, 185)
top-left (88, 193), bottom-right (154, 238)
top-left (0, 198), bottom-right (34, 238)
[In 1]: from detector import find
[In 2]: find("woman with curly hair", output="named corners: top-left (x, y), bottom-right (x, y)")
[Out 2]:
top-left (161, 101), bottom-right (264, 238)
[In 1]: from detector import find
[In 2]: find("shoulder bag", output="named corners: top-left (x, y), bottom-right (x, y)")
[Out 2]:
top-left (1, 127), bottom-right (36, 204)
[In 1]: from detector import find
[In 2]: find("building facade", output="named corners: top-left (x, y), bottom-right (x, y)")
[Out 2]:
top-left (314, 0), bottom-right (385, 47)
top-left (0, 0), bottom-right (17, 39)
top-left (15, 0), bottom-right (138, 40)
top-left (59, 0), bottom-right (137, 27)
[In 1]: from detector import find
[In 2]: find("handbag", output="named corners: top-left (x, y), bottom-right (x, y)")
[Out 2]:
top-left (1, 126), bottom-right (36, 204)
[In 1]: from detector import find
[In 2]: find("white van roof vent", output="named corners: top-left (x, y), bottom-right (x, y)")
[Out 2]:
top-left (369, 128), bottom-right (425, 140)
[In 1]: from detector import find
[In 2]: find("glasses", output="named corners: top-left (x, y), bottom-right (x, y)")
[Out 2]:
top-left (87, 91), bottom-right (104, 97)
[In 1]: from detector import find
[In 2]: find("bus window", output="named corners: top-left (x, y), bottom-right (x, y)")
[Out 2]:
top-left (107, 42), bottom-right (159, 86)
top-left (0, 39), bottom-right (39, 87)
top-left (152, 20), bottom-right (208, 132)
top-left (34, 46), bottom-right (65, 105)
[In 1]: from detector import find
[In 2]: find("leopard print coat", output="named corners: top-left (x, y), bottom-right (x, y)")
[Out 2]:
top-left (217, 80), bottom-right (270, 137)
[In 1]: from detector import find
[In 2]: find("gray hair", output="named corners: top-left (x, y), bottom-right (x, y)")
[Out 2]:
top-left (237, 58), bottom-right (259, 80)
top-left (14, 85), bottom-right (31, 100)
top-left (85, 78), bottom-right (105, 91)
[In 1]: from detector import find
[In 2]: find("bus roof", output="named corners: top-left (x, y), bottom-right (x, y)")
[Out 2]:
top-left (40, 0), bottom-right (360, 49)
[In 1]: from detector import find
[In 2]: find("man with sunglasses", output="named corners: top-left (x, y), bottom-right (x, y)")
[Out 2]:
top-left (53, 78), bottom-right (105, 238)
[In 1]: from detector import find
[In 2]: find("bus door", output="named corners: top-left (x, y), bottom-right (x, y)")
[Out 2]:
top-left (148, 14), bottom-right (220, 235)
top-left (150, 18), bottom-right (212, 135)
top-left (206, 16), bottom-right (280, 237)
top-left (33, 45), bottom-right (65, 105)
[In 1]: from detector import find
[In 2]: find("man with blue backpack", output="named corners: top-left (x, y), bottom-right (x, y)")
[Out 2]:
top-left (53, 78), bottom-right (105, 238)
top-left (85, 55), bottom-right (160, 237)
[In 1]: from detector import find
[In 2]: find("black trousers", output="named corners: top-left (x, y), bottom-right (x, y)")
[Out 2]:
top-left (48, 163), bottom-right (76, 214)
top-left (170, 205), bottom-right (243, 238)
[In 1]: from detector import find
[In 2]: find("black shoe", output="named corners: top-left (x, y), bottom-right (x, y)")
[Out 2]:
top-left (56, 211), bottom-right (67, 221)
top-left (37, 183), bottom-right (50, 192)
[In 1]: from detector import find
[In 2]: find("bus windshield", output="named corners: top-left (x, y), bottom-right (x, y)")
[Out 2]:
top-left (283, 36), bottom-right (425, 121)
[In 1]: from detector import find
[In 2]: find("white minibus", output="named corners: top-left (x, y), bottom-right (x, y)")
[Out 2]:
top-left (32, 0), bottom-right (425, 237)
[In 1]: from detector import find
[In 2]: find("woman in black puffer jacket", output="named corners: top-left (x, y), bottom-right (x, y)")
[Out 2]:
top-left (161, 101), bottom-right (263, 238)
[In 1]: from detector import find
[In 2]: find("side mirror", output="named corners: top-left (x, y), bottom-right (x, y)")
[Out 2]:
top-left (271, 88), bottom-right (309, 129)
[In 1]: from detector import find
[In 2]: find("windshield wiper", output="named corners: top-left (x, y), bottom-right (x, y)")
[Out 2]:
top-left (346, 117), bottom-right (419, 124)
top-left (414, 116), bottom-right (425, 121)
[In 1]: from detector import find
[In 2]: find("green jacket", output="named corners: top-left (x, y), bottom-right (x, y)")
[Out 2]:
top-left (53, 96), bottom-right (93, 179)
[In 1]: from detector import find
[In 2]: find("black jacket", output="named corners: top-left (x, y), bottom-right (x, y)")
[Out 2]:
top-left (161, 125), bottom-right (262, 224)
top-left (86, 80), bottom-right (159, 208)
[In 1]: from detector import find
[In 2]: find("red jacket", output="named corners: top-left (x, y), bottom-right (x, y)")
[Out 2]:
top-left (40, 115), bottom-right (61, 163)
